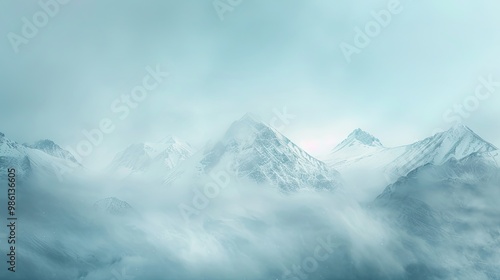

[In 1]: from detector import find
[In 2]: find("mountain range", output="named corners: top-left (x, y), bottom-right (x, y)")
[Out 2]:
top-left (184, 114), bottom-right (343, 191)
top-left (327, 124), bottom-right (496, 174)
top-left (1, 117), bottom-right (497, 196)
top-left (107, 136), bottom-right (195, 178)
top-left (323, 124), bottom-right (497, 199)
top-left (371, 150), bottom-right (500, 278)
top-left (1, 116), bottom-right (499, 280)
top-left (0, 133), bottom-right (82, 180)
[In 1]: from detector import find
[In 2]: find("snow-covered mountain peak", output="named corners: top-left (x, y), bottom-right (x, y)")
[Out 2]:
top-left (441, 123), bottom-right (473, 137)
top-left (437, 124), bottom-right (496, 147)
top-left (331, 128), bottom-right (383, 154)
top-left (27, 139), bottom-right (79, 164)
top-left (143, 137), bottom-right (195, 159)
top-left (222, 113), bottom-right (278, 147)
top-left (348, 128), bottom-right (383, 146)
top-left (423, 124), bottom-right (497, 156)
top-left (158, 135), bottom-right (183, 145)
top-left (0, 133), bottom-right (23, 157)
top-left (239, 112), bottom-right (262, 123)
top-left (0, 133), bottom-right (83, 179)
top-left (449, 123), bottom-right (469, 131)
top-left (108, 136), bottom-right (195, 176)
top-left (383, 124), bottom-right (497, 180)
top-left (197, 114), bottom-right (342, 191)
top-left (326, 124), bottom-right (498, 200)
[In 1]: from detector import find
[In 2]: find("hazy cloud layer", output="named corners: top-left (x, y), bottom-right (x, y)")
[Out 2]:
top-left (1, 0), bottom-right (499, 167)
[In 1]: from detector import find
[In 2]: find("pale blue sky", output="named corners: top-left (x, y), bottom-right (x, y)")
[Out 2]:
top-left (1, 0), bottom-right (499, 168)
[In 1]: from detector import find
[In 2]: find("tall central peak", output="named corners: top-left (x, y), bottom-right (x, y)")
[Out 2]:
top-left (223, 113), bottom-right (272, 143)
top-left (199, 114), bottom-right (342, 192)
top-left (445, 123), bottom-right (479, 137)
top-left (237, 112), bottom-right (263, 125)
top-left (157, 135), bottom-right (183, 144)
top-left (347, 128), bottom-right (383, 146)
top-left (331, 128), bottom-right (383, 154)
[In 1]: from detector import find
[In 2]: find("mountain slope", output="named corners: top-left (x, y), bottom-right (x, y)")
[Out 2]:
top-left (27, 139), bottom-right (80, 165)
top-left (0, 132), bottom-right (32, 177)
top-left (326, 128), bottom-right (386, 170)
top-left (332, 128), bottom-right (384, 153)
top-left (169, 114), bottom-right (342, 192)
top-left (108, 136), bottom-right (195, 177)
top-left (371, 151), bottom-right (500, 278)
top-left (327, 125), bottom-right (497, 182)
top-left (0, 133), bottom-right (81, 179)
